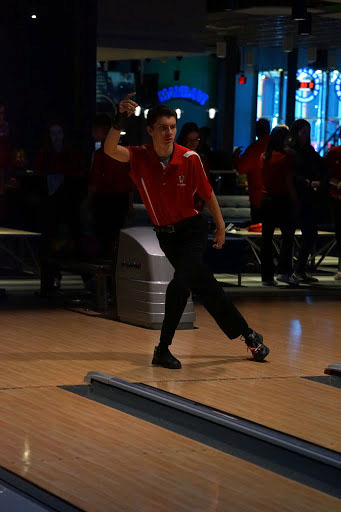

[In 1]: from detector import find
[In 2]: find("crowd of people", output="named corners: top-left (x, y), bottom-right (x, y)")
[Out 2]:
top-left (0, 95), bottom-right (340, 294)
top-left (234, 118), bottom-right (341, 284)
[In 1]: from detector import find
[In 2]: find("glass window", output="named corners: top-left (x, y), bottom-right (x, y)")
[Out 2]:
top-left (257, 70), bottom-right (287, 128)
top-left (325, 70), bottom-right (341, 152)
top-left (295, 68), bottom-right (326, 152)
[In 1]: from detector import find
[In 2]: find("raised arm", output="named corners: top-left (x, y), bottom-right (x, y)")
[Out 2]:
top-left (104, 92), bottom-right (138, 163)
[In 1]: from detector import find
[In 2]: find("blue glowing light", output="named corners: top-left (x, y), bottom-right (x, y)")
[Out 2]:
top-left (296, 68), bottom-right (321, 103)
top-left (335, 76), bottom-right (341, 101)
top-left (157, 85), bottom-right (209, 106)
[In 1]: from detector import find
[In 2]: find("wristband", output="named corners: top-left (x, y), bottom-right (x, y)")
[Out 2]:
top-left (112, 111), bottom-right (128, 131)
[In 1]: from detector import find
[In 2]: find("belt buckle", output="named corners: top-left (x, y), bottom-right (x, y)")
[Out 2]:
top-left (167, 225), bottom-right (175, 233)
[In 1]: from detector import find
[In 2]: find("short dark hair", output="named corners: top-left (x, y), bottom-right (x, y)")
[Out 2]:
top-left (287, 118), bottom-right (311, 149)
top-left (256, 118), bottom-right (271, 138)
top-left (146, 105), bottom-right (177, 127)
top-left (263, 125), bottom-right (289, 160)
top-left (0, 98), bottom-right (5, 108)
top-left (93, 113), bottom-right (111, 132)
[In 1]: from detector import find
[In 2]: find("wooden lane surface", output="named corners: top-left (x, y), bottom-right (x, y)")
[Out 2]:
top-left (0, 386), bottom-right (339, 512)
top-left (153, 377), bottom-right (340, 452)
top-left (0, 298), bottom-right (340, 388)
top-left (0, 298), bottom-right (340, 451)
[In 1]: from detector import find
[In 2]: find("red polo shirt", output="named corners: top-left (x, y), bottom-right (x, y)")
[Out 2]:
top-left (235, 135), bottom-right (270, 208)
top-left (128, 142), bottom-right (212, 226)
top-left (261, 151), bottom-right (295, 196)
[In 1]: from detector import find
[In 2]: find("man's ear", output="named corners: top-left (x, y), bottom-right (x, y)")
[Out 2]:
top-left (146, 126), bottom-right (153, 137)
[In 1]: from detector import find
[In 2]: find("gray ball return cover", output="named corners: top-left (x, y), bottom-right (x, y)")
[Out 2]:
top-left (116, 227), bottom-right (195, 329)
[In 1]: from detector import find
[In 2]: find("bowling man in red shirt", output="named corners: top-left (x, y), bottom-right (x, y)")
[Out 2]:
top-left (104, 94), bottom-right (270, 369)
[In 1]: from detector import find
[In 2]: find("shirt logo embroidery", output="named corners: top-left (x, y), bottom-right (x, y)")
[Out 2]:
top-left (177, 175), bottom-right (186, 187)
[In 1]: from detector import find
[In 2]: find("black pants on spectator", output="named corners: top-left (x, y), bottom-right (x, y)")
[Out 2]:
top-left (330, 197), bottom-right (341, 267)
top-left (296, 197), bottom-right (318, 274)
top-left (261, 194), bottom-right (295, 282)
top-left (250, 204), bottom-right (262, 224)
top-left (156, 215), bottom-right (249, 347)
top-left (92, 192), bottom-right (129, 257)
top-left (40, 185), bottom-right (82, 293)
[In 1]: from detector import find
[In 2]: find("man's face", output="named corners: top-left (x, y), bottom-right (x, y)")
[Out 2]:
top-left (147, 116), bottom-right (177, 146)
top-left (184, 131), bottom-right (200, 151)
top-left (298, 125), bottom-right (310, 146)
top-left (49, 124), bottom-right (64, 148)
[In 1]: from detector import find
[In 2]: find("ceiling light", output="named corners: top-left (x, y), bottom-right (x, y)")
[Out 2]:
top-left (208, 108), bottom-right (217, 119)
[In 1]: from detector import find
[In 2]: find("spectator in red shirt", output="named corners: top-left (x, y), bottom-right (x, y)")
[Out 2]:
top-left (177, 122), bottom-right (211, 213)
top-left (104, 95), bottom-right (270, 369)
top-left (325, 143), bottom-right (341, 280)
top-left (233, 118), bottom-right (270, 223)
top-left (260, 125), bottom-right (299, 287)
top-left (89, 114), bottom-right (134, 257)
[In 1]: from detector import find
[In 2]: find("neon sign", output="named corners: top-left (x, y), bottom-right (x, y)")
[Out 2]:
top-left (298, 81), bottom-right (314, 90)
top-left (157, 85), bottom-right (209, 106)
top-left (296, 68), bottom-right (321, 103)
top-left (335, 75), bottom-right (341, 101)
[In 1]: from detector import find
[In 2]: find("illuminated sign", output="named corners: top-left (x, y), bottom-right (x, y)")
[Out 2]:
top-left (157, 85), bottom-right (209, 106)
top-left (335, 75), bottom-right (341, 101)
top-left (298, 81), bottom-right (314, 90)
top-left (296, 68), bottom-right (321, 103)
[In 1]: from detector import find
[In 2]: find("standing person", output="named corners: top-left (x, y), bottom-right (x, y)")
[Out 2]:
top-left (35, 121), bottom-right (85, 294)
top-left (286, 119), bottom-right (326, 283)
top-left (260, 125), bottom-right (299, 287)
top-left (104, 94), bottom-right (270, 369)
top-left (233, 118), bottom-right (270, 223)
top-left (325, 143), bottom-right (341, 280)
top-left (177, 122), bottom-right (210, 213)
top-left (89, 113), bottom-right (134, 257)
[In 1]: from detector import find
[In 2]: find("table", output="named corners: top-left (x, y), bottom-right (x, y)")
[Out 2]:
top-left (0, 227), bottom-right (41, 276)
top-left (228, 229), bottom-right (336, 270)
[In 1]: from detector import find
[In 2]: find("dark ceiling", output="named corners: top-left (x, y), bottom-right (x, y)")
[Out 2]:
top-left (203, 1), bottom-right (341, 50)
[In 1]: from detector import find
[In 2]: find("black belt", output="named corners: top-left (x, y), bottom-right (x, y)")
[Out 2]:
top-left (154, 215), bottom-right (201, 234)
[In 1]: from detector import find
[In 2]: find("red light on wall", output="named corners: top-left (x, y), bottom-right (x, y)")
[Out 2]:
top-left (238, 74), bottom-right (247, 85)
top-left (299, 81), bottom-right (314, 90)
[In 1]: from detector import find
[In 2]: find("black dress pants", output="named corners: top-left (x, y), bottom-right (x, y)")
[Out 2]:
top-left (261, 194), bottom-right (295, 281)
top-left (296, 196), bottom-right (318, 274)
top-left (156, 215), bottom-right (249, 347)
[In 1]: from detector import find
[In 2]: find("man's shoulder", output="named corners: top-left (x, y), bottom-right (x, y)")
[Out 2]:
top-left (129, 144), bottom-right (150, 156)
top-left (174, 143), bottom-right (200, 162)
